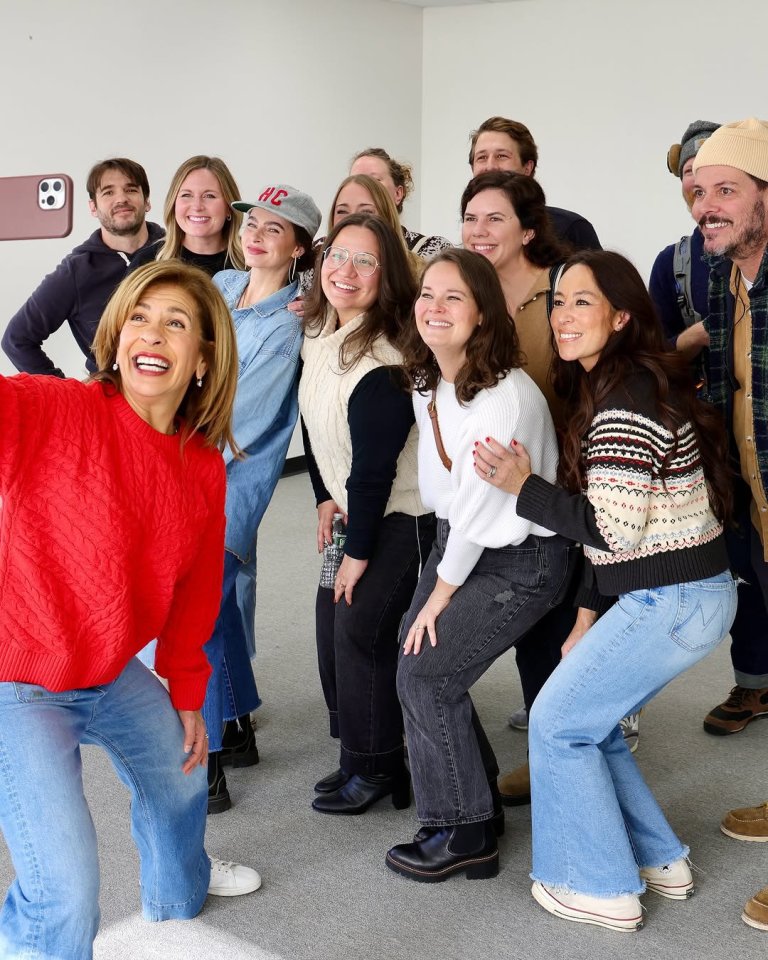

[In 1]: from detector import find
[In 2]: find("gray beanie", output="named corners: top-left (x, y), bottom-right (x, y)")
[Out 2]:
top-left (666, 121), bottom-right (720, 177)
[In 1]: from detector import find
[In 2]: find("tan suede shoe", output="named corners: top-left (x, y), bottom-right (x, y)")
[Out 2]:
top-left (721, 802), bottom-right (768, 841)
top-left (498, 762), bottom-right (530, 807)
top-left (742, 886), bottom-right (768, 930)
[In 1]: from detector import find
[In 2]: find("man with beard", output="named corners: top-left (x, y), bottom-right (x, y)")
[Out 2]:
top-left (2, 158), bottom-right (163, 376)
top-left (691, 119), bottom-right (768, 743)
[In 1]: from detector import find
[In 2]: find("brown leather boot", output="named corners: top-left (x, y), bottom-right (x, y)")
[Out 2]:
top-left (742, 886), bottom-right (768, 930)
top-left (498, 762), bottom-right (530, 807)
top-left (721, 802), bottom-right (768, 841)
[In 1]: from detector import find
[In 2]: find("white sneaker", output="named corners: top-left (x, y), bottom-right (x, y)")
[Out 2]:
top-left (208, 857), bottom-right (262, 896)
top-left (640, 858), bottom-right (694, 899)
top-left (620, 712), bottom-right (641, 753)
top-left (507, 706), bottom-right (528, 730)
top-left (531, 880), bottom-right (643, 931)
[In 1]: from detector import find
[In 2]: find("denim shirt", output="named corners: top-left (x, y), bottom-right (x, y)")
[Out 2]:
top-left (213, 270), bottom-right (301, 560)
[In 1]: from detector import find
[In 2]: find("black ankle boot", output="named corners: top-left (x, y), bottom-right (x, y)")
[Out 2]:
top-left (314, 768), bottom-right (350, 794)
top-left (220, 714), bottom-right (260, 768)
top-left (387, 820), bottom-right (498, 883)
top-left (312, 770), bottom-right (410, 815)
top-left (207, 752), bottom-right (232, 815)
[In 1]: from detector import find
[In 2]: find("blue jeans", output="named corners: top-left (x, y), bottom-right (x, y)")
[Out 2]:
top-left (0, 658), bottom-right (210, 960)
top-left (529, 571), bottom-right (737, 897)
top-left (397, 520), bottom-right (574, 824)
top-left (202, 550), bottom-right (261, 752)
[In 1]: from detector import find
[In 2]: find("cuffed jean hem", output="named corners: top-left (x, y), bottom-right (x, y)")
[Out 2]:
top-left (733, 670), bottom-right (768, 688)
top-left (142, 853), bottom-right (210, 921)
top-left (420, 813), bottom-right (494, 828)
top-left (340, 743), bottom-right (405, 777)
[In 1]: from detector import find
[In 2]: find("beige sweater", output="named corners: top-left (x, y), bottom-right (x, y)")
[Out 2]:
top-left (299, 311), bottom-right (425, 518)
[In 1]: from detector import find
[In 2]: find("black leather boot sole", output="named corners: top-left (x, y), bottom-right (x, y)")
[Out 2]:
top-left (220, 715), bottom-right (260, 768)
top-left (312, 772), bottom-right (410, 815)
top-left (314, 768), bottom-right (350, 793)
top-left (387, 822), bottom-right (499, 883)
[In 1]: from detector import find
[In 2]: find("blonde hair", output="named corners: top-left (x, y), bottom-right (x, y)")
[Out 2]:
top-left (327, 174), bottom-right (421, 278)
top-left (156, 156), bottom-right (245, 270)
top-left (92, 261), bottom-right (240, 454)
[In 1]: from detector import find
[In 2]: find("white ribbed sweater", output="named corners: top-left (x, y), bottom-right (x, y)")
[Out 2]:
top-left (299, 311), bottom-right (424, 517)
top-left (414, 371), bottom-right (558, 586)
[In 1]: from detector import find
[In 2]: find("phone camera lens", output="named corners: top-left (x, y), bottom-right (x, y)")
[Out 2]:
top-left (53, 181), bottom-right (62, 191)
top-left (46, 195), bottom-right (55, 206)
top-left (40, 182), bottom-right (49, 192)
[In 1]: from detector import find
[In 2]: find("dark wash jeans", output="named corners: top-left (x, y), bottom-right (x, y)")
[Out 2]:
top-left (725, 479), bottom-right (768, 686)
top-left (397, 519), bottom-right (574, 825)
top-left (315, 511), bottom-right (437, 777)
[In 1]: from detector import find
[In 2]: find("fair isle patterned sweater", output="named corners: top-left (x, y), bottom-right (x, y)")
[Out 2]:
top-left (516, 372), bottom-right (729, 601)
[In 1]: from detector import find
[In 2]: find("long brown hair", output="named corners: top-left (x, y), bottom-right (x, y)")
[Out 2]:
top-left (400, 248), bottom-right (524, 404)
top-left (303, 213), bottom-right (417, 370)
top-left (553, 251), bottom-right (732, 523)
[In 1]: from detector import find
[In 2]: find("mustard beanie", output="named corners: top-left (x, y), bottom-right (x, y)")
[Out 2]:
top-left (693, 117), bottom-right (768, 180)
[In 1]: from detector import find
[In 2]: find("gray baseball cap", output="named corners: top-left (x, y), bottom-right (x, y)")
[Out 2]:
top-left (232, 184), bottom-right (321, 237)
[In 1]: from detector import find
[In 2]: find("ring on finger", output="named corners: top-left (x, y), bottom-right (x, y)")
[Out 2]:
top-left (487, 466), bottom-right (497, 479)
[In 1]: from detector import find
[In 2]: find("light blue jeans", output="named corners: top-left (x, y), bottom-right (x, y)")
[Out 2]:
top-left (528, 571), bottom-right (737, 897)
top-left (0, 658), bottom-right (210, 960)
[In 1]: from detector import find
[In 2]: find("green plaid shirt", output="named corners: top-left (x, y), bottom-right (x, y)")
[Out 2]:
top-left (704, 245), bottom-right (768, 498)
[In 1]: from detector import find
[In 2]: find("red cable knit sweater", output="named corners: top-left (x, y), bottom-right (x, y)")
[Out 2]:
top-left (0, 375), bottom-right (225, 709)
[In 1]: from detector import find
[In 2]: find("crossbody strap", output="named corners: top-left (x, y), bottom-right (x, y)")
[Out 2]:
top-left (427, 389), bottom-right (453, 471)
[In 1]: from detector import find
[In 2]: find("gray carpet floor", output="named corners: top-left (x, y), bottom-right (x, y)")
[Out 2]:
top-left (2, 472), bottom-right (767, 959)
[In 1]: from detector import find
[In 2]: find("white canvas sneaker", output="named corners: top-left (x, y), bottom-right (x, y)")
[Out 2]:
top-left (640, 858), bottom-right (694, 899)
top-left (531, 880), bottom-right (643, 931)
top-left (208, 857), bottom-right (262, 896)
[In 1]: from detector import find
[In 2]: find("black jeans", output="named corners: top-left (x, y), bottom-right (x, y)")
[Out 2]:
top-left (315, 511), bottom-right (436, 776)
top-left (397, 520), bottom-right (575, 824)
top-left (725, 479), bottom-right (768, 686)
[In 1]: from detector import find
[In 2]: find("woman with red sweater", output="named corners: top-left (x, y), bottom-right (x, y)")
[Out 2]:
top-left (0, 261), bottom-right (261, 960)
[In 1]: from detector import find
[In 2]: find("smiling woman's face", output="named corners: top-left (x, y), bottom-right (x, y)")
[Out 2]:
top-left (116, 282), bottom-right (206, 429)
top-left (321, 225), bottom-right (381, 325)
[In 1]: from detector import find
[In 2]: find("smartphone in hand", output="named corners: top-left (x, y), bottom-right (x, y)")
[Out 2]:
top-left (0, 174), bottom-right (73, 241)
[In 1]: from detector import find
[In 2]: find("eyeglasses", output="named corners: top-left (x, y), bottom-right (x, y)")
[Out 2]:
top-left (322, 245), bottom-right (380, 278)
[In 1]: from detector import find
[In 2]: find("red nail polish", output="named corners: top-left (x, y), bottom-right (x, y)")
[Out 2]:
top-left (473, 441), bottom-right (478, 447)
top-left (485, 437), bottom-right (490, 443)
top-left (512, 439), bottom-right (517, 446)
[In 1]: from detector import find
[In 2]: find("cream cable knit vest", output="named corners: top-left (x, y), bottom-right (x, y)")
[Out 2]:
top-left (299, 311), bottom-right (425, 517)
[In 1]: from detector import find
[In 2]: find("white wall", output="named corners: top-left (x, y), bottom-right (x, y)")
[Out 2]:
top-left (421, 0), bottom-right (768, 278)
top-left (5, 0), bottom-right (768, 383)
top-left (0, 0), bottom-right (423, 380)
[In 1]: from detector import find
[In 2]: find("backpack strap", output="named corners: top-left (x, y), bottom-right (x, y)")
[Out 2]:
top-left (673, 234), bottom-right (701, 328)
